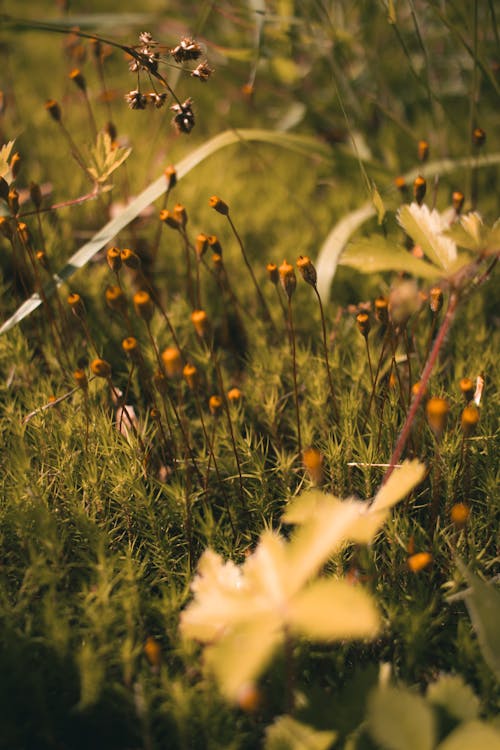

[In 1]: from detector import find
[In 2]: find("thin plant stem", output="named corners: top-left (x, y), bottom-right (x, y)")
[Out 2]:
top-left (288, 296), bottom-right (302, 458)
top-left (313, 285), bottom-right (339, 421)
top-left (384, 292), bottom-right (459, 483)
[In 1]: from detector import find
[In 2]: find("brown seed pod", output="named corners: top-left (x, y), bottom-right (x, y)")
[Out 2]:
top-left (107, 246), bottom-right (122, 273)
top-left (266, 263), bottom-right (279, 285)
top-left (461, 404), bottom-right (480, 437)
top-left (356, 312), bottom-right (371, 338)
top-left (120, 248), bottom-right (141, 269)
top-left (413, 175), bottom-right (426, 205)
top-left (105, 285), bottom-right (127, 313)
top-left (459, 377), bottom-right (475, 402)
top-left (90, 358), bottom-right (111, 378)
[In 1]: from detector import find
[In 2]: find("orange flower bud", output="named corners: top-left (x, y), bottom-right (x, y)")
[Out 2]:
top-left (461, 404), bottom-right (479, 437)
top-left (106, 246), bottom-right (122, 273)
top-left (183, 363), bottom-right (199, 390)
top-left (122, 336), bottom-right (140, 360)
top-left (266, 262), bottom-right (279, 285)
top-left (195, 233), bottom-right (209, 259)
top-left (191, 309), bottom-right (209, 338)
top-left (451, 503), bottom-right (470, 529)
top-left (228, 387), bottom-right (242, 403)
top-left (105, 285), bottom-right (127, 313)
top-left (45, 99), bottom-right (62, 122)
top-left (452, 191), bottom-right (464, 214)
top-left (296, 255), bottom-right (317, 287)
top-left (173, 203), bottom-right (187, 228)
top-left (69, 68), bottom-right (86, 90)
top-left (159, 209), bottom-right (180, 230)
top-left (278, 259), bottom-right (296, 299)
top-left (407, 552), bottom-right (432, 572)
top-left (459, 377), bottom-right (474, 402)
top-left (8, 189), bottom-right (19, 215)
top-left (472, 127), bottom-right (486, 147)
top-left (16, 221), bottom-right (31, 245)
top-left (413, 175), bottom-right (426, 205)
top-left (91, 358), bottom-right (112, 378)
top-left (208, 235), bottom-right (222, 254)
top-left (208, 394), bottom-right (223, 416)
top-left (165, 165), bottom-right (177, 190)
top-left (426, 397), bottom-right (449, 437)
top-left (10, 152), bottom-right (21, 179)
top-left (209, 195), bottom-right (229, 215)
top-left (429, 287), bottom-right (443, 314)
top-left (417, 139), bottom-right (429, 162)
top-left (144, 637), bottom-right (162, 668)
top-left (302, 447), bottom-right (324, 485)
top-left (73, 368), bottom-right (88, 389)
top-left (356, 312), bottom-right (371, 337)
top-left (394, 176), bottom-right (407, 194)
top-left (374, 296), bottom-right (389, 324)
top-left (161, 347), bottom-right (183, 378)
top-left (67, 292), bottom-right (84, 315)
top-left (120, 248), bottom-right (141, 269)
top-left (133, 290), bottom-right (154, 321)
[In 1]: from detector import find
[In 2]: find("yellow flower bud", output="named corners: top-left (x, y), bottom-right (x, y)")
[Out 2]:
top-left (417, 139), bottom-right (429, 162)
top-left (106, 246), bottom-right (122, 273)
top-left (228, 387), bottom-right (242, 403)
top-left (278, 260), bottom-right (296, 299)
top-left (105, 285), bottom-right (126, 313)
top-left (164, 165), bottom-right (177, 190)
top-left (45, 99), bottom-right (62, 122)
top-left (161, 347), bottom-right (183, 379)
top-left (120, 248), bottom-right (141, 269)
top-left (133, 290), bottom-right (154, 322)
top-left (208, 394), bottom-right (223, 416)
top-left (91, 358), bottom-right (111, 378)
top-left (296, 255), bottom-right (317, 287)
top-left (183, 363), bottom-right (199, 390)
top-left (67, 292), bottom-right (84, 315)
top-left (191, 309), bottom-right (209, 338)
top-left (356, 312), bottom-right (371, 338)
top-left (413, 175), bottom-right (426, 205)
top-left (451, 503), bottom-right (470, 529)
top-left (426, 397), bottom-right (449, 437)
top-left (461, 404), bottom-right (479, 437)
top-left (459, 377), bottom-right (474, 402)
top-left (407, 552), bottom-right (432, 572)
top-left (266, 263), bottom-right (279, 285)
top-left (209, 195), bottom-right (229, 215)
top-left (302, 447), bottom-right (324, 485)
top-left (195, 233), bottom-right (209, 259)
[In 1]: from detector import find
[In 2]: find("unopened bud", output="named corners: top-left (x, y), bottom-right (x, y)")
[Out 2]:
top-left (356, 312), bottom-right (371, 338)
top-left (159, 209), bottom-right (180, 230)
top-left (461, 404), bottom-right (479, 437)
top-left (374, 296), bottom-right (389, 324)
top-left (426, 396), bottom-right (449, 437)
top-left (105, 285), bottom-right (127, 313)
top-left (107, 246), bottom-right (122, 272)
top-left (133, 290), bottom-right (154, 321)
top-left (195, 233), bottom-right (209, 259)
top-left (69, 68), bottom-right (86, 91)
top-left (452, 191), bottom-right (464, 214)
top-left (407, 552), bottom-right (432, 572)
top-left (45, 99), bottom-right (62, 122)
top-left (417, 140), bottom-right (429, 162)
top-left (228, 387), bottom-right (242, 403)
top-left (302, 447), bottom-right (324, 485)
top-left (173, 203), bottom-right (187, 228)
top-left (91, 358), bottom-right (112, 378)
top-left (191, 309), bottom-right (209, 338)
top-left (144, 637), bottom-right (162, 668)
top-left (472, 127), bottom-right (486, 147)
top-left (121, 248), bottom-right (141, 269)
top-left (183, 363), bottom-right (199, 390)
top-left (165, 165), bottom-right (177, 190)
top-left (459, 377), bottom-right (474, 402)
top-left (8, 189), bottom-right (19, 215)
top-left (209, 195), bottom-right (229, 215)
top-left (266, 263), bottom-right (279, 285)
top-left (208, 235), bottom-right (222, 254)
top-left (296, 255), bottom-right (317, 287)
top-left (67, 292), bottom-right (84, 315)
top-left (208, 394), bottom-right (223, 416)
top-left (161, 347), bottom-right (182, 378)
top-left (73, 368), bottom-right (88, 389)
top-left (122, 336), bottom-right (140, 361)
top-left (278, 260), bottom-right (296, 299)
top-left (451, 503), bottom-right (470, 529)
top-left (10, 152), bottom-right (21, 179)
top-left (413, 175), bottom-right (426, 205)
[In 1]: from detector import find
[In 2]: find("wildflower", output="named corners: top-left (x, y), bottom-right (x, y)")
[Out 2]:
top-left (165, 165), bottom-right (177, 189)
top-left (418, 140), bottom-right (429, 162)
top-left (105, 285), bottom-right (126, 313)
top-left (122, 337), bottom-right (140, 361)
top-left (191, 61), bottom-right (214, 82)
top-left (106, 246), bottom-right (122, 273)
top-left (195, 233), bottom-right (209, 259)
top-left (209, 395), bottom-right (223, 416)
top-left (173, 203), bottom-right (188, 228)
top-left (452, 191), bottom-right (465, 214)
top-left (171, 98), bottom-right (195, 134)
top-left (180, 460), bottom-right (425, 700)
top-left (170, 38), bottom-right (202, 63)
top-left (121, 248), bottom-right (141, 269)
top-left (227, 387), bottom-right (242, 403)
top-left (69, 68), bottom-right (86, 91)
top-left (302, 447), bottom-right (324, 485)
top-left (45, 99), bottom-right (62, 122)
top-left (356, 311), bottom-right (371, 338)
top-left (159, 209), bottom-right (181, 230)
top-left (207, 234), bottom-right (222, 254)
top-left (191, 309), bottom-right (209, 338)
top-left (73, 368), bottom-right (88, 389)
top-left (67, 292), bottom-right (84, 315)
top-left (147, 92), bottom-right (167, 109)
top-left (183, 363), bottom-right (199, 390)
top-left (374, 296), bottom-right (389, 324)
top-left (125, 90), bottom-right (147, 110)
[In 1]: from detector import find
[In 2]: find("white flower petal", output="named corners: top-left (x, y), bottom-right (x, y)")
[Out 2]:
top-left (398, 203), bottom-right (457, 270)
top-left (371, 459), bottom-right (426, 513)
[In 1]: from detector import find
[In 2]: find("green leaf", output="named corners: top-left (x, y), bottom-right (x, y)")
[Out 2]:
top-left (436, 721), bottom-right (500, 750)
top-left (372, 183), bottom-right (386, 225)
top-left (0, 139), bottom-right (15, 181)
top-left (265, 715), bottom-right (337, 750)
top-left (427, 674), bottom-right (479, 722)
top-left (457, 560), bottom-right (500, 681)
top-left (367, 686), bottom-right (435, 750)
top-left (0, 128), bottom-right (330, 336)
top-left (87, 131), bottom-right (132, 186)
top-left (340, 236), bottom-right (439, 280)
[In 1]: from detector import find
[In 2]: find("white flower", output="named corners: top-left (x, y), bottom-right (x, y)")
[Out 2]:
top-left (398, 202), bottom-right (458, 270)
top-left (180, 460), bottom-right (425, 701)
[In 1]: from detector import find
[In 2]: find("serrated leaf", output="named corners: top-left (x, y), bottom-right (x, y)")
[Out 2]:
top-left (457, 560), bottom-right (500, 681)
top-left (87, 131), bottom-right (132, 185)
top-left (427, 674), bottom-right (479, 722)
top-left (340, 236), bottom-right (439, 279)
top-left (265, 715), bottom-right (337, 750)
top-left (436, 721), bottom-right (500, 750)
top-left (367, 686), bottom-right (435, 750)
top-left (0, 139), bottom-right (15, 181)
top-left (397, 203), bottom-right (456, 269)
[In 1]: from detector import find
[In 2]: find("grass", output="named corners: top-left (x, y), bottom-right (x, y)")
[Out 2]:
top-left (0, 1), bottom-right (499, 748)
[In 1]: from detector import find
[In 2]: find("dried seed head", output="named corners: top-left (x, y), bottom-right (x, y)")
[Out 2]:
top-left (91, 358), bottom-right (111, 378)
top-left (452, 191), bottom-right (465, 214)
top-left (302, 447), bottom-right (324, 485)
top-left (228, 387), bottom-right (242, 403)
top-left (8, 189), bottom-right (19, 215)
top-left (69, 68), bottom-right (86, 91)
top-left (144, 637), bottom-right (162, 668)
top-left (10, 152), bottom-right (21, 179)
top-left (165, 165), bottom-right (177, 190)
top-left (106, 246), bottom-right (122, 273)
top-left (29, 182), bottom-right (43, 210)
top-left (161, 347), bottom-right (182, 378)
top-left (120, 248), bottom-right (141, 269)
top-left (472, 127), bottom-right (486, 147)
top-left (191, 61), bottom-right (214, 82)
top-left (417, 139), bottom-right (429, 162)
top-left (266, 263), bottom-right (279, 285)
top-left (209, 195), bottom-right (229, 215)
top-left (208, 235), bottom-right (222, 254)
top-left (459, 377), bottom-right (475, 402)
top-left (173, 203), bottom-right (187, 228)
top-left (195, 233), bottom-right (209, 259)
top-left (356, 311), bottom-right (371, 338)
top-left (170, 37), bottom-right (202, 63)
top-left (208, 394), bottom-right (223, 416)
top-left (451, 503), bottom-right (470, 529)
top-left (105, 285), bottom-right (126, 313)
top-left (67, 292), bottom-right (84, 315)
top-left (426, 396), bottom-right (449, 437)
top-left (45, 99), bottom-right (62, 122)
top-left (407, 552), bottom-right (432, 572)
top-left (122, 336), bottom-right (140, 360)
top-left (159, 209), bottom-right (181, 230)
top-left (296, 255), bottom-right (317, 287)
top-left (147, 92), bottom-right (167, 109)
top-left (183, 363), bottom-right (199, 390)
top-left (461, 404), bottom-right (480, 437)
top-left (73, 368), bottom-right (88, 389)
top-left (125, 90), bottom-right (147, 110)
top-left (278, 260), bottom-right (296, 299)
top-left (374, 296), bottom-right (389, 324)
top-left (191, 309), bottom-right (209, 338)
top-left (429, 286), bottom-right (443, 314)
top-left (170, 98), bottom-right (195, 134)
top-left (413, 175), bottom-right (426, 205)
top-left (133, 290), bottom-right (154, 321)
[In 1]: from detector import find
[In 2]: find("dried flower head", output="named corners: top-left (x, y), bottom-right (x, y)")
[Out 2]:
top-left (452, 191), bottom-right (465, 214)
top-left (121, 248), bottom-right (141, 269)
top-left (133, 290), bottom-right (154, 321)
top-left (374, 296), bottom-right (389, 324)
top-left (161, 347), bottom-right (183, 378)
top-left (195, 233), bottom-right (209, 259)
top-left (296, 255), bottom-right (317, 287)
top-left (45, 99), bottom-right (62, 122)
top-left (413, 175), bottom-right (426, 205)
top-left (407, 552), bottom-right (432, 572)
top-left (171, 98), bottom-right (195, 134)
top-left (69, 68), bottom-right (86, 91)
top-left (170, 37), bottom-right (202, 63)
top-left (91, 358), bottom-right (112, 378)
top-left (125, 90), bottom-right (147, 110)
top-left (426, 396), bottom-right (449, 437)
top-left (356, 312), bottom-right (371, 338)
top-left (191, 61), bottom-right (214, 82)
top-left (418, 140), bottom-right (429, 162)
top-left (165, 165), bottom-right (177, 189)
top-left (228, 387), bottom-right (242, 403)
top-left (105, 285), bottom-right (127, 313)
top-left (147, 92), bottom-right (167, 108)
top-left (209, 195), bottom-right (229, 215)
top-left (278, 260), bottom-right (296, 299)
